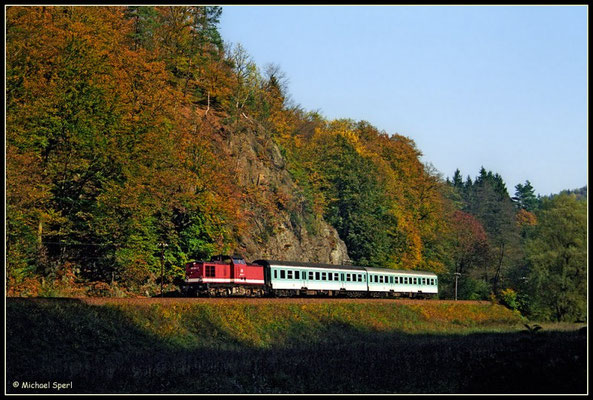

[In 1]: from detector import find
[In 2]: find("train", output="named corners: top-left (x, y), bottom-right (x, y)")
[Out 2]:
top-left (181, 255), bottom-right (438, 298)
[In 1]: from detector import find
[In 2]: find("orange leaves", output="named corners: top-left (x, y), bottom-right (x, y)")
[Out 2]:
top-left (515, 208), bottom-right (537, 227)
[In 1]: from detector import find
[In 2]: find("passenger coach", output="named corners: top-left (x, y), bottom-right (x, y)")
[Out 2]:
top-left (253, 260), bottom-right (368, 297)
top-left (252, 260), bottom-right (438, 298)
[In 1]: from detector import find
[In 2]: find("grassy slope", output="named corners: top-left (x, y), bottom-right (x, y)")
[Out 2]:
top-left (6, 298), bottom-right (587, 394)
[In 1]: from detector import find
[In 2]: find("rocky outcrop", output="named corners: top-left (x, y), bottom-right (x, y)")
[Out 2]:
top-left (224, 121), bottom-right (349, 264)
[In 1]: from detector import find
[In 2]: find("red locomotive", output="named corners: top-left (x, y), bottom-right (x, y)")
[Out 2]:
top-left (182, 255), bottom-right (266, 297)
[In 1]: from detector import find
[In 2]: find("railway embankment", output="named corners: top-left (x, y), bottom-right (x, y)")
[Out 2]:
top-left (6, 297), bottom-right (586, 394)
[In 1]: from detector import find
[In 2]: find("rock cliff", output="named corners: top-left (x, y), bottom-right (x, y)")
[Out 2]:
top-left (222, 120), bottom-right (349, 264)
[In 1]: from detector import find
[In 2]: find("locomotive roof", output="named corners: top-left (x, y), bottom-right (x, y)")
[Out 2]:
top-left (252, 260), bottom-right (437, 276)
top-left (252, 259), bottom-right (366, 271)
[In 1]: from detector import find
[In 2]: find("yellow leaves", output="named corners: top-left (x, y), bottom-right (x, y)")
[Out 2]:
top-left (516, 209), bottom-right (537, 227)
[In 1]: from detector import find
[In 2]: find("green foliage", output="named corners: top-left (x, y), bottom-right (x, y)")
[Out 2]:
top-left (524, 194), bottom-right (587, 322)
top-left (499, 288), bottom-right (518, 311)
top-left (317, 134), bottom-right (397, 267)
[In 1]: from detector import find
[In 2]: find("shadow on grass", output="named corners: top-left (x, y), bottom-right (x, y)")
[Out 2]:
top-left (6, 298), bottom-right (587, 394)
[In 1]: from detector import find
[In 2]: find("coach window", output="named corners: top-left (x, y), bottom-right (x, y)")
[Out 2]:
top-left (340, 273), bottom-right (344, 281)
top-left (308, 271), bottom-right (314, 280)
top-left (287, 270), bottom-right (293, 279)
top-left (315, 272), bottom-right (320, 281)
top-left (295, 271), bottom-right (300, 279)
top-left (321, 272), bottom-right (326, 280)
top-left (273, 270), bottom-right (277, 279)
top-left (280, 270), bottom-right (286, 279)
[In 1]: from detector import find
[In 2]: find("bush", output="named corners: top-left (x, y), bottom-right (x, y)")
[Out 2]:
top-left (499, 288), bottom-right (518, 311)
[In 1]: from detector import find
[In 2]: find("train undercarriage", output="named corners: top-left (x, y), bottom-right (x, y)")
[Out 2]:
top-left (184, 283), bottom-right (432, 299)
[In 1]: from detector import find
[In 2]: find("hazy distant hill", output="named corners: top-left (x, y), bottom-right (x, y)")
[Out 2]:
top-left (542, 186), bottom-right (587, 201)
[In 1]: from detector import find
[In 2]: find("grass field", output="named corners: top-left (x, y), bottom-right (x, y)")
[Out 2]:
top-left (5, 298), bottom-right (587, 394)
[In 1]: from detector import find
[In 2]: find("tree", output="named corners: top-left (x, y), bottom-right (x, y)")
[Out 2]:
top-left (525, 194), bottom-right (587, 321)
top-left (452, 168), bottom-right (463, 189)
top-left (513, 180), bottom-right (539, 212)
top-left (449, 211), bottom-right (490, 276)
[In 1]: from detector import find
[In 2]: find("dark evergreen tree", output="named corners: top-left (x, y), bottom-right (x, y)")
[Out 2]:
top-left (513, 180), bottom-right (539, 212)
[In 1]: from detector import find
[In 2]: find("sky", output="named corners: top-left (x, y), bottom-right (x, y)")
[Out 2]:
top-left (218, 5), bottom-right (587, 197)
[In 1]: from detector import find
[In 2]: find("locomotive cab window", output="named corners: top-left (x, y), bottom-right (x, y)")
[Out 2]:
top-left (206, 265), bottom-right (216, 277)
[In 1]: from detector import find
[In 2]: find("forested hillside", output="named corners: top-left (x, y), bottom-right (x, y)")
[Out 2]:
top-left (6, 6), bottom-right (587, 321)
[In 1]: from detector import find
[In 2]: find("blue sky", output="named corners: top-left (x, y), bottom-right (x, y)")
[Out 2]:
top-left (219, 5), bottom-right (587, 196)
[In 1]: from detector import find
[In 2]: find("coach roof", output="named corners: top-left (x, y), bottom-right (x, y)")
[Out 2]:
top-left (252, 259), bottom-right (366, 271)
top-left (363, 266), bottom-right (437, 276)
